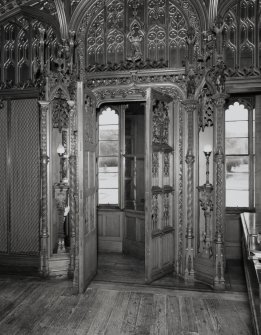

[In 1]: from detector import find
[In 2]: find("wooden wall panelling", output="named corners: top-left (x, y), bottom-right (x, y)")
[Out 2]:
top-left (10, 99), bottom-right (40, 254)
top-left (123, 210), bottom-right (145, 259)
top-left (0, 100), bottom-right (8, 253)
top-left (98, 209), bottom-right (123, 253)
top-left (225, 213), bottom-right (243, 259)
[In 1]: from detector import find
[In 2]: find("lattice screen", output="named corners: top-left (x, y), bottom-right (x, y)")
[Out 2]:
top-left (10, 99), bottom-right (40, 254)
top-left (0, 101), bottom-right (8, 253)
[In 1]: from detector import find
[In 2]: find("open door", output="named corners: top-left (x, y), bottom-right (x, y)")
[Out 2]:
top-left (77, 82), bottom-right (97, 293)
top-left (145, 88), bottom-right (175, 283)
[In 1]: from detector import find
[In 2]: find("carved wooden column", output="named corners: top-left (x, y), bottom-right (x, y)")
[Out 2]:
top-left (39, 101), bottom-right (50, 277)
top-left (72, 101), bottom-right (79, 291)
top-left (39, 27), bottom-right (45, 72)
top-left (213, 93), bottom-right (228, 289)
top-left (68, 100), bottom-right (76, 278)
top-left (183, 100), bottom-right (198, 280)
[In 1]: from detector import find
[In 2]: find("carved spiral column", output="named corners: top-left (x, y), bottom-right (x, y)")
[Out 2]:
top-left (183, 100), bottom-right (198, 280)
top-left (68, 100), bottom-right (76, 278)
top-left (39, 101), bottom-right (50, 278)
top-left (213, 93), bottom-right (228, 288)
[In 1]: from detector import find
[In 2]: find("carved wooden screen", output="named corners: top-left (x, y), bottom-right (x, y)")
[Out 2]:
top-left (0, 100), bottom-right (8, 253)
top-left (85, 0), bottom-right (201, 69)
top-left (145, 88), bottom-right (175, 283)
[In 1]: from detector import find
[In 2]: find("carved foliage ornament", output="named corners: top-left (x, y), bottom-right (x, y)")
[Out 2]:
top-left (84, 96), bottom-right (96, 145)
top-left (152, 99), bottom-right (169, 144)
top-left (198, 86), bottom-right (214, 131)
top-left (52, 89), bottom-right (70, 132)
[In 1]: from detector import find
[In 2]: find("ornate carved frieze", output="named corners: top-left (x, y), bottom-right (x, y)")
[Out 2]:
top-left (163, 153), bottom-right (170, 177)
top-left (87, 70), bottom-right (186, 92)
top-left (152, 99), bottom-right (169, 145)
top-left (86, 59), bottom-right (169, 72)
top-left (152, 152), bottom-right (159, 186)
top-left (206, 58), bottom-right (226, 94)
top-left (84, 96), bottom-right (96, 145)
top-left (198, 87), bottom-right (214, 131)
top-left (52, 89), bottom-right (70, 132)
top-left (226, 66), bottom-right (261, 78)
top-left (94, 87), bottom-right (146, 105)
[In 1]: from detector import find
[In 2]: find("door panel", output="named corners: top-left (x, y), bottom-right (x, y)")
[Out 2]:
top-left (145, 88), bottom-right (175, 283)
top-left (77, 82), bottom-right (97, 293)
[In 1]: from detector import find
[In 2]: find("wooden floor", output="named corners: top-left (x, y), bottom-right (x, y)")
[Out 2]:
top-left (95, 253), bottom-right (247, 292)
top-left (0, 255), bottom-right (253, 335)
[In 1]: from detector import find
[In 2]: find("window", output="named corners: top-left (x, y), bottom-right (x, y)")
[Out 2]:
top-left (225, 101), bottom-right (255, 208)
top-left (98, 107), bottom-right (119, 205)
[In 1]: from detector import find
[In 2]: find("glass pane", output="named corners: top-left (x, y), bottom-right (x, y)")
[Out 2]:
top-left (225, 121), bottom-right (248, 137)
top-left (99, 189), bottom-right (118, 204)
top-left (99, 157), bottom-right (118, 172)
top-left (99, 107), bottom-right (118, 125)
top-left (225, 102), bottom-right (248, 121)
top-left (226, 190), bottom-right (249, 207)
top-left (99, 172), bottom-right (118, 188)
top-left (226, 156), bottom-right (249, 173)
top-left (225, 138), bottom-right (248, 155)
top-left (99, 141), bottom-right (119, 156)
top-left (99, 125), bottom-right (118, 140)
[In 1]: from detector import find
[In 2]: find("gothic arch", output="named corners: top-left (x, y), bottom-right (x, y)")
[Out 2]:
top-left (225, 96), bottom-right (255, 112)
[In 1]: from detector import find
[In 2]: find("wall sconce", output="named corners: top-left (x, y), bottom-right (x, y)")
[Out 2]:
top-left (197, 144), bottom-right (214, 257)
top-left (203, 144), bottom-right (212, 185)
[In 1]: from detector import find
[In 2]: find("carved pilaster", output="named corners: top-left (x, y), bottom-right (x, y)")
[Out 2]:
top-left (39, 101), bottom-right (50, 278)
top-left (177, 105), bottom-right (184, 275)
top-left (68, 100), bottom-right (76, 278)
top-left (185, 151), bottom-right (195, 280)
top-left (213, 93), bottom-right (228, 289)
top-left (183, 100), bottom-right (198, 280)
top-left (39, 27), bottom-right (45, 72)
top-left (72, 104), bottom-right (79, 291)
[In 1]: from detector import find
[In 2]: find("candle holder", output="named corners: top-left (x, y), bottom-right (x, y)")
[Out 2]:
top-left (197, 145), bottom-right (214, 257)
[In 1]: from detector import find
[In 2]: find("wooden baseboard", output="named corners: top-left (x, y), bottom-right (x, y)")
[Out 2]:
top-left (0, 254), bottom-right (40, 275)
top-left (98, 238), bottom-right (122, 253)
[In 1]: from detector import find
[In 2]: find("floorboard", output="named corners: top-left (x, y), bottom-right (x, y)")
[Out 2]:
top-left (0, 254), bottom-right (253, 335)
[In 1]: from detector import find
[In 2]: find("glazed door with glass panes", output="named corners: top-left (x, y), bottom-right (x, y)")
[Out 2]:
top-left (77, 82), bottom-right (97, 293)
top-left (145, 88), bottom-right (175, 283)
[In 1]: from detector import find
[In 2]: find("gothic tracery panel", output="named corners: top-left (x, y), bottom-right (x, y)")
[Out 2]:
top-left (223, 0), bottom-right (259, 68)
top-left (84, 0), bottom-right (200, 70)
top-left (0, 14), bottom-right (59, 84)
